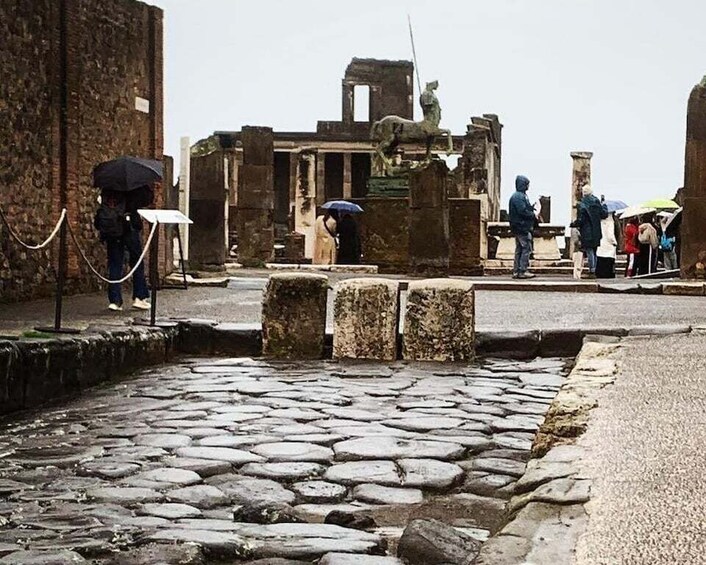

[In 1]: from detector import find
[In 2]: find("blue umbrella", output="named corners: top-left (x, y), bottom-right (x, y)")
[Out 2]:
top-left (604, 200), bottom-right (628, 213)
top-left (321, 200), bottom-right (364, 213)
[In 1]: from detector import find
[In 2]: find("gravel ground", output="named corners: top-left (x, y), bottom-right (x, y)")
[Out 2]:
top-left (574, 331), bottom-right (706, 564)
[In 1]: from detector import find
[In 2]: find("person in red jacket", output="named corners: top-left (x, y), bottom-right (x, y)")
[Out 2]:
top-left (624, 217), bottom-right (641, 277)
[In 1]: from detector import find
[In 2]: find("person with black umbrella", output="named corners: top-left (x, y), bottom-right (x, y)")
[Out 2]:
top-left (93, 156), bottom-right (162, 311)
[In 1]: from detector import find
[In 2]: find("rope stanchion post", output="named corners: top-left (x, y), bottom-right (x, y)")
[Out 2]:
top-left (149, 221), bottom-right (160, 326)
top-left (33, 212), bottom-right (80, 335)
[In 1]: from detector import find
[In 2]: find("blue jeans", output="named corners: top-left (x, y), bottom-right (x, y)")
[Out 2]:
top-left (514, 232), bottom-right (533, 275)
top-left (585, 247), bottom-right (597, 273)
top-left (106, 230), bottom-right (149, 305)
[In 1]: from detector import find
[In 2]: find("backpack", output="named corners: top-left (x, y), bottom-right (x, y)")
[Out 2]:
top-left (660, 233), bottom-right (675, 252)
top-left (94, 191), bottom-right (126, 239)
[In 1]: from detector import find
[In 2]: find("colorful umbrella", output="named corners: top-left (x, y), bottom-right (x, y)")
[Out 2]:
top-left (619, 206), bottom-right (656, 220)
top-left (639, 198), bottom-right (679, 209)
top-left (604, 200), bottom-right (628, 213)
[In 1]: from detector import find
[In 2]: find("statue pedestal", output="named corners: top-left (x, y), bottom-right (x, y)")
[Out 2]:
top-left (488, 222), bottom-right (565, 261)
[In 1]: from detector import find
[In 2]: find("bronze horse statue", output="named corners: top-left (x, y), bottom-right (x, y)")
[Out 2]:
top-left (370, 80), bottom-right (453, 175)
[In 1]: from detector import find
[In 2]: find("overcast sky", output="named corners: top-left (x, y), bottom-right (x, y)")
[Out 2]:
top-left (150, 0), bottom-right (706, 226)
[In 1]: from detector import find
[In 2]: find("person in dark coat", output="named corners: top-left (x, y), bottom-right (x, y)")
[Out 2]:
top-left (575, 185), bottom-right (608, 277)
top-left (336, 213), bottom-right (361, 265)
top-left (508, 175), bottom-right (536, 279)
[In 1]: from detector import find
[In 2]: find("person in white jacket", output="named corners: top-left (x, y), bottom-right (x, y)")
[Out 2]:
top-left (596, 212), bottom-right (618, 278)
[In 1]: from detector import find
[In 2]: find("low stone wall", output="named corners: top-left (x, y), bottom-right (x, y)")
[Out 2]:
top-left (0, 327), bottom-right (179, 415)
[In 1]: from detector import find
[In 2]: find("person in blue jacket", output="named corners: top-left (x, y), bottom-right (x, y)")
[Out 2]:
top-left (508, 175), bottom-right (537, 279)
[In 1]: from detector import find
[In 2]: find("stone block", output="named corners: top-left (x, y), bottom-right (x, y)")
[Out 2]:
top-left (241, 126), bottom-right (274, 166)
top-left (409, 160), bottom-right (449, 209)
top-left (284, 233), bottom-right (306, 263)
top-left (355, 198), bottom-right (409, 273)
top-left (408, 209), bottom-right (449, 276)
top-left (403, 279), bottom-right (475, 362)
top-left (333, 278), bottom-right (399, 361)
top-left (662, 281), bottom-right (705, 296)
top-left (475, 330), bottom-right (540, 359)
top-left (449, 198), bottom-right (482, 275)
top-left (397, 519), bottom-right (481, 565)
top-left (190, 200), bottom-right (227, 268)
top-left (237, 209), bottom-right (275, 267)
top-left (262, 273), bottom-right (328, 359)
top-left (238, 165), bottom-right (274, 210)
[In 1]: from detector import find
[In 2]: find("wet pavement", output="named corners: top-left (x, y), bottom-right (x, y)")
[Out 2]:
top-left (2, 278), bottom-right (706, 335)
top-left (0, 355), bottom-right (569, 563)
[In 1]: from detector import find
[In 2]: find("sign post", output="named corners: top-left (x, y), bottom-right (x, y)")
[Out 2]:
top-left (138, 209), bottom-right (193, 327)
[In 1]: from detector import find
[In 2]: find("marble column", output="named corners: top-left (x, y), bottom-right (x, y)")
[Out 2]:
top-left (294, 151), bottom-right (317, 259)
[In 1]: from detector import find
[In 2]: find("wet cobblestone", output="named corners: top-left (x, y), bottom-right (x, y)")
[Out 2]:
top-left (0, 356), bottom-right (568, 563)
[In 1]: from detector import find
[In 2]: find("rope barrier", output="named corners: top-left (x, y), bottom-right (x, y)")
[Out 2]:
top-left (67, 220), bottom-right (158, 284)
top-left (0, 207), bottom-right (67, 250)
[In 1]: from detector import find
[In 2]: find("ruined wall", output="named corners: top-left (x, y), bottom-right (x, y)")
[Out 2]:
top-left (0, 0), bottom-right (163, 302)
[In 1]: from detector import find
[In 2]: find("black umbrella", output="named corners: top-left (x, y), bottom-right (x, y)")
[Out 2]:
top-left (93, 156), bottom-right (163, 192)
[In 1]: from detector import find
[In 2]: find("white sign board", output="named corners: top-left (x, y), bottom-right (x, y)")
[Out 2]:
top-left (135, 96), bottom-right (151, 113)
top-left (139, 209), bottom-right (193, 225)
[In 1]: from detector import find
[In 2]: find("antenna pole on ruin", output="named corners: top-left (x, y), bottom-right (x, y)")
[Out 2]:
top-left (407, 14), bottom-right (423, 97)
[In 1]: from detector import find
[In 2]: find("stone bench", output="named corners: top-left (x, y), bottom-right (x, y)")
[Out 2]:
top-left (333, 278), bottom-right (399, 361)
top-left (262, 273), bottom-right (328, 359)
top-left (403, 279), bottom-right (475, 362)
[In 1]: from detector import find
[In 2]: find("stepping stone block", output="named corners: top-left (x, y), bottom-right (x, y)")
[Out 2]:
top-left (333, 278), bottom-right (399, 361)
top-left (262, 273), bottom-right (328, 359)
top-left (402, 279), bottom-right (475, 362)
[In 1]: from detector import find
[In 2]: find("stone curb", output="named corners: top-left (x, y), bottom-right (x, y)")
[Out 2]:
top-left (476, 340), bottom-right (622, 564)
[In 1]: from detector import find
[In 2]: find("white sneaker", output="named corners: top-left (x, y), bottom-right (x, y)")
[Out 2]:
top-left (108, 303), bottom-right (123, 312)
top-left (132, 298), bottom-right (151, 310)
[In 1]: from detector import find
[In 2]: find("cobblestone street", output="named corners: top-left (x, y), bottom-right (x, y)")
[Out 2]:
top-left (0, 355), bottom-right (567, 563)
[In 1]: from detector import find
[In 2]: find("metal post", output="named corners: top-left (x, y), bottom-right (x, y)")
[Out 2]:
top-left (35, 216), bottom-right (79, 334)
top-left (150, 222), bottom-right (160, 326)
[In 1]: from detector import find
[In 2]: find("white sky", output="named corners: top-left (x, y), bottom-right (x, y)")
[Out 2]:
top-left (150, 0), bottom-right (706, 226)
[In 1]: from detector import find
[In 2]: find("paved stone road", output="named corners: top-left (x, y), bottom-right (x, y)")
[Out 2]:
top-left (574, 331), bottom-right (706, 565)
top-left (0, 356), bottom-right (568, 563)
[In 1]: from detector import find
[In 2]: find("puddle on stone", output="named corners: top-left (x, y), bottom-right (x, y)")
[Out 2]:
top-left (0, 356), bottom-right (569, 562)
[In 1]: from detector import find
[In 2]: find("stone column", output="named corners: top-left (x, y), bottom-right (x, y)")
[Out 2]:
top-left (402, 279), bottom-right (475, 362)
top-left (333, 278), bottom-right (399, 361)
top-left (316, 153), bottom-right (326, 206)
top-left (681, 77), bottom-right (706, 278)
top-left (237, 126), bottom-right (275, 267)
top-left (294, 151), bottom-right (317, 259)
top-left (408, 160), bottom-right (450, 276)
top-left (343, 152), bottom-right (352, 199)
top-left (178, 136), bottom-right (191, 263)
top-left (262, 273), bottom-right (328, 359)
top-left (569, 151), bottom-right (592, 255)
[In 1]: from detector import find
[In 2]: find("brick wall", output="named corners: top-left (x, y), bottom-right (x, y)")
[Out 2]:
top-left (0, 0), bottom-right (163, 302)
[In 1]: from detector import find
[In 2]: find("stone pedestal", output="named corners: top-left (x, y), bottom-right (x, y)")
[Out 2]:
top-left (408, 160), bottom-right (450, 276)
top-left (488, 222), bottom-right (564, 261)
top-left (681, 78), bottom-right (706, 278)
top-left (262, 273), bottom-right (328, 359)
top-left (237, 126), bottom-right (274, 267)
top-left (402, 279), bottom-right (475, 362)
top-left (333, 278), bottom-right (399, 361)
top-left (570, 152), bottom-right (592, 255)
top-left (449, 199), bottom-right (483, 275)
